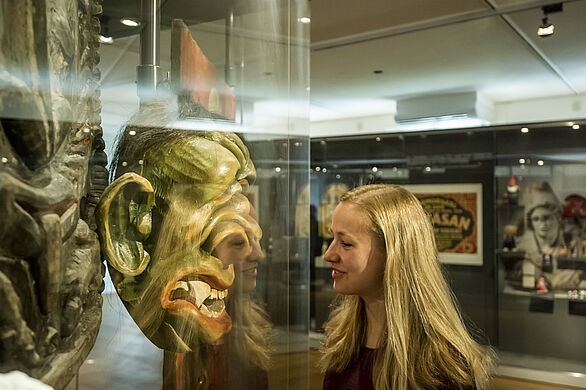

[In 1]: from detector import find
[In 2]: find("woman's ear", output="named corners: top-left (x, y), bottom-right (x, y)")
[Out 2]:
top-left (95, 173), bottom-right (155, 277)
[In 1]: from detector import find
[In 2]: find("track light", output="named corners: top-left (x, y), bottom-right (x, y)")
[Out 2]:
top-left (538, 3), bottom-right (562, 37)
top-left (537, 17), bottom-right (554, 37)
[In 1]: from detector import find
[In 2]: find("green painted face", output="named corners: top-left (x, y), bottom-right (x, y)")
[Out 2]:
top-left (96, 131), bottom-right (260, 352)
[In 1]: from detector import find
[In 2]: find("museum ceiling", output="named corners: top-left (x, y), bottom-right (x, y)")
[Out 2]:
top-left (99, 0), bottom-right (586, 137)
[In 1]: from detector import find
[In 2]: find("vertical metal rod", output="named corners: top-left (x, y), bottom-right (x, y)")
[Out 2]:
top-left (225, 8), bottom-right (235, 87)
top-left (137, 0), bottom-right (161, 101)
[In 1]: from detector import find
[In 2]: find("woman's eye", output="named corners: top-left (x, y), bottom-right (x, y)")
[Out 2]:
top-left (341, 242), bottom-right (352, 247)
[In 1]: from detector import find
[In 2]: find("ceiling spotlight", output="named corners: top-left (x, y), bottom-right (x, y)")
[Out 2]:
top-left (322, 168), bottom-right (328, 173)
top-left (521, 127), bottom-right (529, 133)
top-left (375, 136), bottom-right (381, 142)
top-left (519, 158), bottom-right (526, 164)
top-left (537, 17), bottom-right (554, 37)
top-left (372, 167), bottom-right (378, 172)
top-left (275, 167), bottom-right (281, 173)
top-left (99, 35), bottom-right (113, 44)
top-left (298, 17), bottom-right (311, 24)
top-left (120, 17), bottom-right (140, 27)
top-left (537, 3), bottom-right (562, 37)
top-left (537, 160), bottom-right (544, 166)
top-left (572, 124), bottom-right (580, 130)
top-left (315, 166), bottom-right (321, 172)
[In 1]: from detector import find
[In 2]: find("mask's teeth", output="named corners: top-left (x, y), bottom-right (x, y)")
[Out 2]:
top-left (174, 281), bottom-right (189, 292)
top-left (188, 280), bottom-right (211, 308)
top-left (200, 302), bottom-right (223, 318)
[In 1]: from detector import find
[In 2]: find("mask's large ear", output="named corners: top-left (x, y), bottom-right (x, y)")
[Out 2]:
top-left (95, 173), bottom-right (155, 276)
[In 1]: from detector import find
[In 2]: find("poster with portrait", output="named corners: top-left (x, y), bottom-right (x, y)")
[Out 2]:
top-left (404, 183), bottom-right (483, 265)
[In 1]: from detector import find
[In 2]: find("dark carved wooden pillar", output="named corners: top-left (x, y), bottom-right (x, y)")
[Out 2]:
top-left (0, 0), bottom-right (106, 389)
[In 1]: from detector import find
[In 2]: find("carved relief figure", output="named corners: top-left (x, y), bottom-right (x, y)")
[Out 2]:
top-left (0, 0), bottom-right (106, 389)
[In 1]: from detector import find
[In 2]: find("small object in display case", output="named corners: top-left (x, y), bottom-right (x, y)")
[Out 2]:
top-left (522, 260), bottom-right (536, 289)
top-left (503, 174), bottom-right (520, 205)
top-left (536, 274), bottom-right (549, 293)
top-left (502, 225), bottom-right (517, 252)
top-left (542, 253), bottom-right (553, 273)
top-left (567, 289), bottom-right (586, 299)
top-left (563, 194), bottom-right (586, 218)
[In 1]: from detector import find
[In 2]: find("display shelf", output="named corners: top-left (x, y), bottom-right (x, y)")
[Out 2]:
top-left (501, 285), bottom-right (581, 301)
top-left (497, 250), bottom-right (525, 271)
top-left (557, 256), bottom-right (586, 271)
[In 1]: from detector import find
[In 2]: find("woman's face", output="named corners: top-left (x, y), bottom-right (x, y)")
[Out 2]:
top-left (530, 206), bottom-right (560, 241)
top-left (324, 201), bottom-right (385, 302)
top-left (212, 233), bottom-right (263, 293)
top-left (212, 206), bottom-right (264, 294)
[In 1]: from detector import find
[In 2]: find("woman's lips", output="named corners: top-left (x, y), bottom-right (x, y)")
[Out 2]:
top-left (331, 268), bottom-right (345, 279)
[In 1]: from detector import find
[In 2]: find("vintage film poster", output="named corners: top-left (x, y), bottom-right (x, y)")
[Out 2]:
top-left (404, 183), bottom-right (483, 265)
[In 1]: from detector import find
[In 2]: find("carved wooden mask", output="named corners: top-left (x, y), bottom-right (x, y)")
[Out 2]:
top-left (0, 0), bottom-right (106, 388)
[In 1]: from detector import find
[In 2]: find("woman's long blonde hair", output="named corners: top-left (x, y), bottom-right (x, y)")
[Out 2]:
top-left (320, 184), bottom-right (495, 390)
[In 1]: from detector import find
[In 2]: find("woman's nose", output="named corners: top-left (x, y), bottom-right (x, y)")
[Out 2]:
top-left (323, 241), bottom-right (336, 263)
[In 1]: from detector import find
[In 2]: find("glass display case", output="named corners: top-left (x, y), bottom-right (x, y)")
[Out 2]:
top-left (1, 0), bottom-right (310, 389)
top-left (310, 123), bottom-right (586, 386)
top-left (494, 127), bottom-right (586, 382)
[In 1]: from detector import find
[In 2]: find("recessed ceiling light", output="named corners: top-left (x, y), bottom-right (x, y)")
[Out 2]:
top-left (315, 166), bottom-right (321, 172)
top-left (375, 136), bottom-right (381, 142)
top-left (275, 167), bottom-right (281, 173)
top-left (99, 35), bottom-right (113, 44)
top-left (521, 127), bottom-right (529, 133)
top-left (120, 17), bottom-right (140, 27)
top-left (322, 168), bottom-right (327, 173)
top-left (519, 158), bottom-right (526, 164)
top-left (298, 17), bottom-right (311, 24)
top-left (372, 167), bottom-right (378, 172)
top-left (537, 160), bottom-right (544, 166)
top-left (572, 124), bottom-right (580, 130)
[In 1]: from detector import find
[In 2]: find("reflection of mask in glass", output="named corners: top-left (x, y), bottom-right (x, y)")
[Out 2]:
top-left (96, 129), bottom-right (258, 352)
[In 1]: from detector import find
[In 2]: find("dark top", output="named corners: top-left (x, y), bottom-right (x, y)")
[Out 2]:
top-left (323, 347), bottom-right (477, 390)
top-left (323, 347), bottom-right (376, 390)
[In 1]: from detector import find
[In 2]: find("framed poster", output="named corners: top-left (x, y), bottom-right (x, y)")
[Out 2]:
top-left (404, 183), bottom-right (483, 266)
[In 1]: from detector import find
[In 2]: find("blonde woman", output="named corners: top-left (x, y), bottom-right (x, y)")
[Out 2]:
top-left (320, 184), bottom-right (495, 390)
